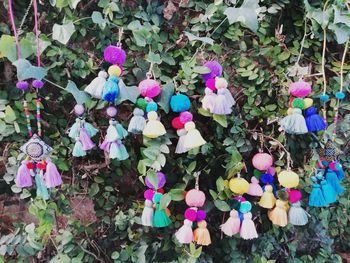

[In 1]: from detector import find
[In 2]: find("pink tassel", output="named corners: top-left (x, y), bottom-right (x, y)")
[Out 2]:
top-left (240, 212), bottom-right (258, 240)
top-left (247, 177), bottom-right (263, 196)
top-left (15, 161), bottom-right (32, 188)
top-left (175, 219), bottom-right (194, 244)
top-left (79, 128), bottom-right (95, 151)
top-left (220, 209), bottom-right (240, 237)
top-left (202, 88), bottom-right (217, 112)
top-left (100, 140), bottom-right (111, 152)
top-left (44, 161), bottom-right (63, 188)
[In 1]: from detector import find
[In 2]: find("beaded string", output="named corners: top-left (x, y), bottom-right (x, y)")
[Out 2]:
top-left (23, 100), bottom-right (32, 137)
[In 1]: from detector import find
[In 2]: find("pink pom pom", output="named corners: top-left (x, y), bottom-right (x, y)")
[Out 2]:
top-left (234, 196), bottom-right (246, 202)
top-left (184, 208), bottom-right (197, 221)
top-left (185, 189), bottom-right (206, 207)
top-left (179, 111), bottom-right (193, 124)
top-left (172, 117), bottom-right (184, 129)
top-left (103, 45), bottom-right (126, 65)
top-left (144, 189), bottom-right (154, 200)
top-left (267, 166), bottom-right (276, 176)
top-left (289, 81), bottom-right (312, 98)
top-left (205, 78), bottom-right (216, 91)
top-left (252, 153), bottom-right (273, 171)
top-left (106, 106), bottom-right (117, 117)
top-left (138, 79), bottom-right (161, 98)
top-left (329, 161), bottom-right (337, 170)
top-left (288, 189), bottom-right (302, 203)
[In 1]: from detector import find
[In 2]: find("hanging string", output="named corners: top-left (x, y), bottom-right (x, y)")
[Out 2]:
top-left (321, 29), bottom-right (328, 127)
top-left (8, 0), bottom-right (21, 60)
top-left (33, 0), bottom-right (41, 67)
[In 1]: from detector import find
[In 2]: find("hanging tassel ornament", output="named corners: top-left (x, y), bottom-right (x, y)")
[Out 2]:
top-left (175, 128), bottom-right (188, 154)
top-left (240, 202), bottom-right (258, 240)
top-left (100, 106), bottom-right (129, 160)
top-left (268, 199), bottom-right (288, 227)
top-left (220, 209), bottom-right (240, 237)
top-left (128, 108), bottom-right (146, 134)
top-left (15, 160), bottom-right (33, 188)
top-left (211, 77), bottom-right (235, 115)
top-left (84, 71), bottom-right (108, 99)
top-left (153, 192), bottom-right (172, 228)
top-left (280, 107), bottom-right (308, 134)
top-left (288, 201), bottom-right (309, 226)
top-left (305, 106), bottom-right (327, 132)
top-left (183, 122), bottom-right (206, 150)
top-left (259, 185), bottom-right (276, 209)
top-left (201, 88), bottom-right (217, 112)
top-left (143, 111), bottom-right (166, 138)
top-left (308, 175), bottom-right (327, 207)
top-left (247, 176), bottom-right (263, 197)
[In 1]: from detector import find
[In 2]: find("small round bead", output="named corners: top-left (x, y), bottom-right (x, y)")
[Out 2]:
top-left (106, 106), bottom-right (117, 117)
top-left (335, 91), bottom-right (345, 100)
top-left (146, 101), bottom-right (158, 112)
top-left (16, 81), bottom-right (29, 90)
top-left (320, 94), bottom-right (330, 102)
top-left (74, 104), bottom-right (85, 116)
top-left (32, 79), bottom-right (44, 89)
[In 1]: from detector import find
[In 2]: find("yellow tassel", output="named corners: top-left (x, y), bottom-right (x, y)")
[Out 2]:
top-left (194, 220), bottom-right (211, 246)
top-left (258, 185), bottom-right (276, 209)
top-left (268, 199), bottom-right (288, 227)
top-left (183, 122), bottom-right (206, 149)
top-left (143, 111), bottom-right (166, 138)
top-left (229, 177), bottom-right (249, 195)
top-left (278, 170), bottom-right (299, 188)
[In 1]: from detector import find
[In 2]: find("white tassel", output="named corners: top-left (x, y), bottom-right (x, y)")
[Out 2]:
top-left (128, 108), bottom-right (146, 134)
top-left (288, 201), bottom-right (309, 226)
top-left (141, 199), bottom-right (154, 226)
top-left (175, 129), bottom-right (188, 154)
top-left (84, 71), bottom-right (108, 99)
top-left (175, 219), bottom-right (194, 244)
top-left (106, 120), bottom-right (121, 142)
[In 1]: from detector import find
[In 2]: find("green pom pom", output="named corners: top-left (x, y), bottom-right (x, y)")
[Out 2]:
top-left (292, 98), bottom-right (304, 109)
top-left (277, 190), bottom-right (289, 201)
top-left (253, 169), bottom-right (262, 179)
top-left (136, 98), bottom-right (148, 110)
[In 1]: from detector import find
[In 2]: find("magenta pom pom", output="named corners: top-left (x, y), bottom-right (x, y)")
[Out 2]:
top-left (145, 171), bottom-right (166, 189)
top-left (184, 208), bottom-right (197, 221)
top-left (74, 104), bottom-right (85, 116)
top-left (196, 210), bottom-right (207, 221)
top-left (138, 79), bottom-right (161, 98)
top-left (185, 189), bottom-right (206, 207)
top-left (288, 189), bottom-right (302, 203)
top-left (106, 106), bottom-right (117, 117)
top-left (32, 79), bottom-right (44, 89)
top-left (252, 153), bottom-right (273, 171)
top-left (179, 111), bottom-right (193, 124)
top-left (267, 166), bottom-right (276, 176)
top-left (103, 45), bottom-right (126, 65)
top-left (201, 61), bottom-right (223, 81)
top-left (234, 196), bottom-right (246, 202)
top-left (328, 161), bottom-right (337, 170)
top-left (289, 81), bottom-right (312, 98)
top-left (144, 189), bottom-right (155, 200)
top-left (205, 78), bottom-right (217, 91)
top-left (16, 81), bottom-right (29, 90)
top-left (172, 117), bottom-right (185, 129)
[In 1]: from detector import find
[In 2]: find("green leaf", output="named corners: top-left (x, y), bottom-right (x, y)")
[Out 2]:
top-left (214, 200), bottom-right (230, 212)
top-left (12, 59), bottom-right (47, 81)
top-left (193, 66), bottom-right (211, 74)
top-left (89, 183), bottom-right (100, 197)
top-left (137, 160), bottom-right (146, 175)
top-left (159, 193), bottom-right (171, 210)
top-left (147, 52), bottom-right (162, 64)
top-left (216, 177), bottom-right (225, 192)
top-left (329, 24), bottom-right (350, 44)
top-left (91, 11), bottom-right (107, 28)
top-left (146, 170), bottom-right (158, 189)
top-left (4, 106), bottom-right (16, 123)
top-left (169, 189), bottom-right (185, 201)
top-left (304, 0), bottom-right (330, 29)
top-left (278, 51), bottom-right (290, 61)
top-left (213, 114), bottom-right (227, 127)
top-left (117, 79), bottom-right (140, 104)
top-left (184, 31), bottom-right (214, 45)
top-left (157, 82), bottom-right (174, 113)
top-left (198, 108), bottom-right (213, 117)
top-left (52, 22), bottom-right (75, 45)
top-left (65, 80), bottom-right (89, 105)
top-left (224, 0), bottom-right (260, 32)
top-left (0, 35), bottom-right (34, 62)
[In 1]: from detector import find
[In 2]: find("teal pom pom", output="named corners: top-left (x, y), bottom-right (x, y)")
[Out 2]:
top-left (320, 94), bottom-right (329, 102)
top-left (73, 141), bottom-right (86, 157)
top-left (239, 201), bottom-right (252, 213)
top-left (170, 94), bottom-right (191, 113)
top-left (146, 102), bottom-right (158, 112)
top-left (335, 91), bottom-right (345, 100)
top-left (153, 192), bottom-right (163, 203)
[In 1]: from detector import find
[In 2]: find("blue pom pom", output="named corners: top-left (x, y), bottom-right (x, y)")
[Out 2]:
top-left (146, 102), bottom-right (158, 112)
top-left (311, 176), bottom-right (317, 182)
top-left (320, 94), bottom-right (329, 102)
top-left (322, 160), bottom-right (329, 166)
top-left (239, 201), bottom-right (252, 213)
top-left (335, 91), bottom-right (345, 100)
top-left (170, 94), bottom-right (191, 113)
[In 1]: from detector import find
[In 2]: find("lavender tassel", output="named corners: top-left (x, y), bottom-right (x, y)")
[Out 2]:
top-left (44, 161), bottom-right (63, 188)
top-left (15, 161), bottom-right (32, 188)
top-left (211, 88), bottom-right (233, 115)
top-left (79, 128), bottom-right (95, 151)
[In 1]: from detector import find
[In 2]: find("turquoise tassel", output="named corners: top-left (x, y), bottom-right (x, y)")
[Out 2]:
top-left (102, 76), bottom-right (120, 103)
top-left (153, 204), bottom-right (172, 228)
top-left (334, 162), bottom-right (345, 180)
top-left (68, 121), bottom-right (79, 139)
top-left (309, 184), bottom-right (327, 207)
top-left (325, 170), bottom-right (345, 195)
top-left (73, 140), bottom-right (86, 157)
top-left (109, 141), bottom-right (129, 160)
top-left (320, 180), bottom-right (337, 204)
top-left (35, 171), bottom-right (49, 200)
top-left (84, 122), bottom-right (99, 137)
top-left (116, 123), bottom-right (128, 139)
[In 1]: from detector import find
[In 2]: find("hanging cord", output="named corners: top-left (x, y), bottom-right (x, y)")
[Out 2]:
top-left (8, 0), bottom-right (21, 59)
top-left (117, 27), bottom-right (124, 47)
top-left (321, 29), bottom-right (328, 127)
top-left (18, 0), bottom-right (34, 34)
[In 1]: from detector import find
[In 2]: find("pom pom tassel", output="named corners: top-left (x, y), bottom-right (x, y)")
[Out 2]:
top-left (288, 201), bottom-right (309, 226)
top-left (305, 106), bottom-right (327, 132)
top-left (73, 140), bottom-right (86, 157)
top-left (194, 220), bottom-right (211, 246)
top-left (84, 71), bottom-right (108, 99)
top-left (44, 161), bottom-right (62, 188)
top-left (79, 128), bottom-right (95, 151)
top-left (268, 200), bottom-right (288, 227)
top-left (141, 199), bottom-right (154, 227)
top-left (247, 177), bottom-right (263, 196)
top-left (258, 185), bottom-right (276, 209)
top-left (128, 108), bottom-right (146, 134)
top-left (143, 111), bottom-right (166, 139)
top-left (202, 88), bottom-right (217, 112)
top-left (308, 183), bottom-right (327, 207)
top-left (280, 108), bottom-right (308, 134)
top-left (240, 212), bottom-right (258, 240)
top-left (102, 76), bottom-right (120, 103)
top-left (175, 129), bottom-right (188, 154)
top-left (15, 161), bottom-right (33, 188)
top-left (183, 122), bottom-right (206, 150)
top-left (220, 209), bottom-right (240, 237)
top-left (175, 219), bottom-right (194, 244)
top-left (153, 203), bottom-right (172, 228)
top-left (211, 88), bottom-right (233, 115)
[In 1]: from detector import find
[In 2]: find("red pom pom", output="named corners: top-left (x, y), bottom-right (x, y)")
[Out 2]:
top-left (26, 162), bottom-right (35, 169)
top-left (288, 98), bottom-right (294, 108)
top-left (157, 188), bottom-right (165, 194)
top-left (37, 161), bottom-right (47, 170)
top-left (172, 117), bottom-right (184, 129)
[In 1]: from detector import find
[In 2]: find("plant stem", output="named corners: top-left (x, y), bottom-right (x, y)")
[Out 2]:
top-left (295, 18), bottom-right (308, 66)
top-left (321, 29), bottom-right (327, 95)
top-left (44, 78), bottom-right (65, 90)
top-left (339, 39), bottom-right (349, 93)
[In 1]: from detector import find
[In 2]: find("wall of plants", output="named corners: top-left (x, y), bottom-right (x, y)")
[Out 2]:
top-left (0, 0), bottom-right (349, 262)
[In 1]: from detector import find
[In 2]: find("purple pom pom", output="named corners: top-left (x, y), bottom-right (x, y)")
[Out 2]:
top-left (184, 208), bottom-right (197, 221)
top-left (106, 106), bottom-right (117, 117)
top-left (144, 189), bottom-right (154, 200)
top-left (196, 210), bottom-right (206, 221)
top-left (16, 81), bottom-right (29, 90)
top-left (103, 45), bottom-right (126, 65)
top-left (179, 111), bottom-right (193, 124)
top-left (201, 61), bottom-right (222, 81)
top-left (32, 79), bottom-right (44, 89)
top-left (145, 171), bottom-right (166, 189)
top-left (74, 104), bottom-right (85, 116)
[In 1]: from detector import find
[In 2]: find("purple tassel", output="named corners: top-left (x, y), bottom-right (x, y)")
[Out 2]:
top-left (15, 161), bottom-right (33, 188)
top-left (100, 140), bottom-right (112, 152)
top-left (44, 161), bottom-right (63, 188)
top-left (211, 88), bottom-right (232, 115)
top-left (79, 128), bottom-right (95, 151)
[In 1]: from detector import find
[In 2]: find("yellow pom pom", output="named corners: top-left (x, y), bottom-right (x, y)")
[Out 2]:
top-left (108, 65), bottom-right (122, 77)
top-left (229, 177), bottom-right (249, 195)
top-left (215, 77), bottom-right (228, 89)
top-left (278, 170), bottom-right (299, 188)
top-left (258, 185), bottom-right (276, 209)
top-left (303, 98), bottom-right (313, 109)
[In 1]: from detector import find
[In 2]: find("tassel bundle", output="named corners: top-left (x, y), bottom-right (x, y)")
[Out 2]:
top-left (309, 182), bottom-right (327, 207)
top-left (325, 169), bottom-right (345, 195)
top-left (288, 201), bottom-right (309, 226)
top-left (175, 129), bottom-right (188, 154)
top-left (268, 199), bottom-right (288, 227)
top-left (305, 106), bottom-right (327, 132)
top-left (220, 209), bottom-right (240, 236)
top-left (143, 111), bottom-right (166, 139)
top-left (100, 106), bottom-right (129, 161)
top-left (128, 108), bottom-right (146, 134)
top-left (259, 185), bottom-right (276, 209)
top-left (153, 192), bottom-right (172, 228)
top-left (141, 199), bottom-right (154, 227)
top-left (183, 122), bottom-right (206, 150)
top-left (247, 177), bottom-right (263, 196)
top-left (240, 212), bottom-right (258, 240)
top-left (280, 108), bottom-right (308, 134)
top-left (194, 220), bottom-right (211, 246)
top-left (15, 160), bottom-right (33, 188)
top-left (84, 71), bottom-right (108, 99)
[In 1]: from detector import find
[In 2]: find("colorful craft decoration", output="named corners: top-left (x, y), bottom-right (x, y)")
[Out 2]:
top-left (200, 61), bottom-right (236, 115)
top-left (12, 0), bottom-right (62, 199)
top-left (175, 175), bottom-right (211, 245)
